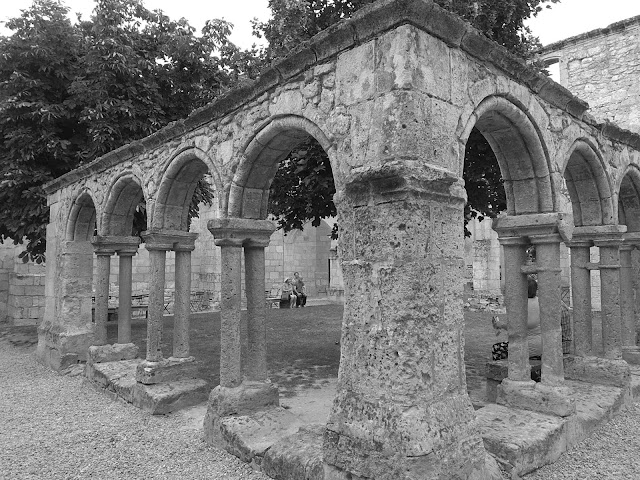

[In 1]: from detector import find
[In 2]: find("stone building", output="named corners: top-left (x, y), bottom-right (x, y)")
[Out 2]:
top-left (31, 1), bottom-right (640, 478)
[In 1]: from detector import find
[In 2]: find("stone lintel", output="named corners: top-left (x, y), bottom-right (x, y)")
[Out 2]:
top-left (492, 213), bottom-right (569, 240)
top-left (135, 356), bottom-right (198, 384)
top-left (208, 218), bottom-right (276, 248)
top-left (497, 378), bottom-right (576, 417)
top-left (92, 235), bottom-right (140, 254)
top-left (142, 230), bottom-right (198, 251)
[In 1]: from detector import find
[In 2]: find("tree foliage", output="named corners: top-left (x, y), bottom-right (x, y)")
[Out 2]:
top-left (259, 0), bottom-right (559, 236)
top-left (0, 0), bottom-right (251, 262)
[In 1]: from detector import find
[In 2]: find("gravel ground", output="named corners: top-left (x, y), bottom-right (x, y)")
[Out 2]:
top-left (523, 400), bottom-right (640, 479)
top-left (0, 340), bottom-right (269, 480)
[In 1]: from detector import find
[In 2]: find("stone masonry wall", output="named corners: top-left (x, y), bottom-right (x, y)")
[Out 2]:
top-left (540, 16), bottom-right (640, 133)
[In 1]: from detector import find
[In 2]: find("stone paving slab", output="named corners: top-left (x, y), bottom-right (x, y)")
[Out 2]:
top-left (85, 359), bottom-right (209, 414)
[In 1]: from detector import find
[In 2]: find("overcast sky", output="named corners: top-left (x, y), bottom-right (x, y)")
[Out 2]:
top-left (2, 0), bottom-right (640, 48)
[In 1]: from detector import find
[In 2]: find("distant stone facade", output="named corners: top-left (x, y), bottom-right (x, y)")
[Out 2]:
top-left (0, 243), bottom-right (45, 326)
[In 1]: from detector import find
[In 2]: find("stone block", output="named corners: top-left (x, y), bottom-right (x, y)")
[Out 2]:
top-left (262, 425), bottom-right (325, 480)
top-left (497, 379), bottom-right (576, 417)
top-left (88, 343), bottom-right (139, 364)
top-left (132, 379), bottom-right (209, 415)
top-left (135, 356), bottom-right (198, 384)
top-left (564, 355), bottom-right (631, 388)
top-left (622, 346), bottom-right (640, 365)
top-left (207, 381), bottom-right (280, 417)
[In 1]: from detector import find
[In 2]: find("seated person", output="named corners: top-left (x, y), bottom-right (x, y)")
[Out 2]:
top-left (492, 277), bottom-right (541, 361)
top-left (293, 272), bottom-right (307, 307)
top-left (280, 278), bottom-right (297, 309)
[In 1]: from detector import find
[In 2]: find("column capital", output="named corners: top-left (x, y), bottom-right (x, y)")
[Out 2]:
top-left (623, 231), bottom-right (640, 248)
top-left (208, 217), bottom-right (276, 248)
top-left (92, 235), bottom-right (140, 255)
top-left (497, 235), bottom-right (529, 246)
top-left (528, 233), bottom-right (563, 245)
top-left (573, 225), bottom-right (626, 246)
top-left (142, 230), bottom-right (198, 251)
top-left (492, 212), bottom-right (572, 242)
top-left (565, 239), bottom-right (593, 248)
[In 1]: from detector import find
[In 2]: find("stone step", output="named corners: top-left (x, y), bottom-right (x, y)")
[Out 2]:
top-left (476, 378), bottom-right (628, 477)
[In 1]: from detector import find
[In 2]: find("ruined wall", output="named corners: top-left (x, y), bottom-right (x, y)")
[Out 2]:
top-left (540, 16), bottom-right (640, 133)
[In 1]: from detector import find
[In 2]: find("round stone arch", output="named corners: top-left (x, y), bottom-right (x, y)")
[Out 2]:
top-left (66, 189), bottom-right (98, 241)
top-left (101, 172), bottom-right (145, 236)
top-left (459, 95), bottom-right (554, 215)
top-left (226, 115), bottom-right (335, 219)
top-left (561, 139), bottom-right (614, 227)
top-left (150, 146), bottom-right (222, 231)
top-left (617, 164), bottom-right (640, 232)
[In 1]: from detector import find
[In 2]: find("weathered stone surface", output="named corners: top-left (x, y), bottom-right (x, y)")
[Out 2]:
top-left (131, 379), bottom-right (209, 415)
top-left (261, 424), bottom-right (325, 480)
top-left (564, 355), bottom-right (631, 388)
top-left (205, 407), bottom-right (304, 466)
top-left (207, 381), bottom-right (280, 417)
top-left (622, 346), bottom-right (640, 365)
top-left (135, 356), bottom-right (198, 384)
top-left (85, 358), bottom-right (144, 403)
top-left (497, 379), bottom-right (576, 417)
top-left (88, 343), bottom-right (139, 364)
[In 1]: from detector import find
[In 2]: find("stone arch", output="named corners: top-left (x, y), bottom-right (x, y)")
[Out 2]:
top-left (460, 95), bottom-right (554, 215)
top-left (151, 147), bottom-right (220, 231)
top-left (562, 139), bottom-right (614, 226)
top-left (227, 115), bottom-right (334, 219)
top-left (618, 164), bottom-right (640, 232)
top-left (66, 190), bottom-right (97, 241)
top-left (101, 173), bottom-right (145, 236)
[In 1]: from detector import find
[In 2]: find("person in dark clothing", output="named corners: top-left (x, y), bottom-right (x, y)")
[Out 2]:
top-left (293, 272), bottom-right (307, 307)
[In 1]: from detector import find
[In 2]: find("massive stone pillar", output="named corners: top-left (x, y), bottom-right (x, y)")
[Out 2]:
top-left (323, 166), bottom-right (487, 480)
top-left (594, 237), bottom-right (623, 360)
top-left (173, 235), bottom-right (198, 358)
top-left (244, 226), bottom-right (276, 381)
top-left (496, 236), bottom-right (530, 382)
top-left (567, 239), bottom-right (593, 356)
top-left (530, 234), bottom-right (564, 385)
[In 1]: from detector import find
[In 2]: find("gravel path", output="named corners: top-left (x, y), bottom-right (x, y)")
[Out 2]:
top-left (0, 340), bottom-right (269, 480)
top-left (523, 400), bottom-right (640, 479)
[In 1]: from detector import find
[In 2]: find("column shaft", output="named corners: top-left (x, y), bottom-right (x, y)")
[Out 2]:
top-left (244, 246), bottom-right (268, 381)
top-left (94, 254), bottom-right (112, 346)
top-left (500, 239), bottom-right (530, 382)
top-left (533, 236), bottom-right (564, 385)
top-left (219, 244), bottom-right (243, 387)
top-left (117, 253), bottom-right (134, 344)
top-left (569, 244), bottom-right (592, 356)
top-left (173, 249), bottom-right (192, 358)
top-left (147, 249), bottom-right (167, 362)
top-left (598, 242), bottom-right (623, 359)
top-left (620, 246), bottom-right (635, 347)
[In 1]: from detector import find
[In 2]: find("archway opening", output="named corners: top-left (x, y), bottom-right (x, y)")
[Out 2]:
top-left (66, 192), bottom-right (97, 241)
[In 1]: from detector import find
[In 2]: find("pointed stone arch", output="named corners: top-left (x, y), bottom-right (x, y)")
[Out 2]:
top-left (460, 95), bottom-right (554, 215)
top-left (151, 147), bottom-right (220, 231)
top-left (101, 173), bottom-right (145, 236)
top-left (562, 139), bottom-right (614, 227)
top-left (66, 190), bottom-right (97, 241)
top-left (226, 115), bottom-right (334, 219)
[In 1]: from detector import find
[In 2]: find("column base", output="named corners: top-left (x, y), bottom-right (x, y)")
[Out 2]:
top-left (497, 378), bottom-right (576, 417)
top-left (36, 321), bottom-right (94, 371)
top-left (88, 343), bottom-right (139, 364)
top-left (563, 355), bottom-right (631, 388)
top-left (135, 356), bottom-right (198, 384)
top-left (622, 346), bottom-right (640, 365)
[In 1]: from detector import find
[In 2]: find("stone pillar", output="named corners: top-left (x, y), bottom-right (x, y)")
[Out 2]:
top-left (498, 236), bottom-right (530, 382)
top-left (92, 245), bottom-right (114, 346)
top-left (142, 235), bottom-right (171, 363)
top-left (117, 249), bottom-right (136, 344)
top-left (244, 226), bottom-right (276, 381)
top-left (620, 244), bottom-right (635, 348)
top-left (594, 238), bottom-right (623, 360)
top-left (530, 234), bottom-right (564, 385)
top-left (567, 240), bottom-right (593, 356)
top-left (173, 235), bottom-right (198, 358)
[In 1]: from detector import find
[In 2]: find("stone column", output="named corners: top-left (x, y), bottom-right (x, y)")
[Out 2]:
top-left (92, 243), bottom-right (115, 346)
top-left (498, 236), bottom-right (530, 382)
top-left (620, 244), bottom-right (635, 348)
top-left (244, 226), bottom-right (276, 381)
top-left (594, 238), bottom-right (623, 360)
top-left (567, 240), bottom-right (593, 356)
top-left (173, 235), bottom-right (198, 358)
top-left (530, 234), bottom-right (564, 385)
top-left (117, 247), bottom-right (137, 344)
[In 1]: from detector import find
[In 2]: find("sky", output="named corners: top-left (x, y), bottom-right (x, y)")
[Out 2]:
top-left (2, 0), bottom-right (640, 48)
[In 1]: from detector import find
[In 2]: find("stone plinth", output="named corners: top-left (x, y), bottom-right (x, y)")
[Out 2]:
top-left (622, 346), bottom-right (640, 365)
top-left (36, 321), bottom-right (94, 370)
top-left (497, 378), bottom-right (576, 417)
top-left (262, 425), bottom-right (325, 480)
top-left (135, 356), bottom-right (198, 384)
top-left (563, 355), bottom-right (631, 388)
top-left (88, 343), bottom-right (139, 364)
